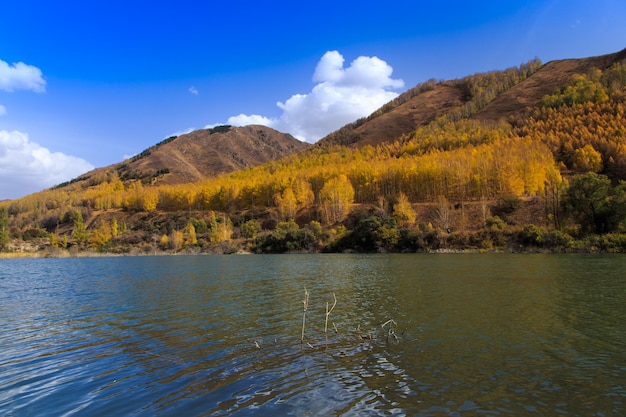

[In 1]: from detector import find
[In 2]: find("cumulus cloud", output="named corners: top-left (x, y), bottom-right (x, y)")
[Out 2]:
top-left (227, 114), bottom-right (273, 127)
top-left (188, 86), bottom-right (199, 95)
top-left (225, 50), bottom-right (404, 142)
top-left (0, 59), bottom-right (46, 93)
top-left (0, 130), bottom-right (95, 199)
top-left (0, 59), bottom-right (46, 119)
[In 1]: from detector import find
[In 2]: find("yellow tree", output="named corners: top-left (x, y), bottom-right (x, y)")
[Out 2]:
top-left (319, 174), bottom-right (355, 224)
top-left (159, 234), bottom-right (169, 250)
top-left (275, 187), bottom-right (298, 221)
top-left (111, 218), bottom-right (119, 237)
top-left (169, 230), bottom-right (184, 252)
top-left (90, 219), bottom-right (112, 251)
top-left (209, 212), bottom-right (233, 242)
top-left (572, 144), bottom-right (603, 173)
top-left (292, 177), bottom-right (314, 209)
top-left (393, 192), bottom-right (416, 225)
top-left (124, 182), bottom-right (158, 211)
top-left (72, 210), bottom-right (89, 249)
top-left (142, 187), bottom-right (159, 211)
top-left (184, 222), bottom-right (198, 246)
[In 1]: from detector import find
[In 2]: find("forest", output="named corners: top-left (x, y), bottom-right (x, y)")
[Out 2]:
top-left (2, 57), bottom-right (626, 256)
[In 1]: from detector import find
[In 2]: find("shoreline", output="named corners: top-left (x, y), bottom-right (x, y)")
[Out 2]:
top-left (0, 246), bottom-right (620, 259)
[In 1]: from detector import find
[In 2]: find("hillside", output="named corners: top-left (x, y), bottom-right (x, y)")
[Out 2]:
top-left (317, 48), bottom-right (626, 149)
top-left (83, 125), bottom-right (309, 186)
top-left (316, 82), bottom-right (468, 148)
top-left (474, 48), bottom-right (626, 123)
top-left (2, 47), bottom-right (626, 256)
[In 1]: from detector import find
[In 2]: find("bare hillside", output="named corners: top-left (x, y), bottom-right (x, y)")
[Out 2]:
top-left (474, 48), bottom-right (626, 123)
top-left (111, 125), bottom-right (309, 184)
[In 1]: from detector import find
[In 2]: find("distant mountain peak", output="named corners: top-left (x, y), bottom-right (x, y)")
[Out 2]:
top-left (79, 125), bottom-right (308, 187)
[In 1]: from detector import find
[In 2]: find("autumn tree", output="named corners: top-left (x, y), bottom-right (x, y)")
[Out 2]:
top-left (275, 187), bottom-right (298, 221)
top-left (292, 177), bottom-right (315, 209)
top-left (124, 182), bottom-right (158, 211)
top-left (0, 206), bottom-right (9, 251)
top-left (572, 144), bottom-right (603, 173)
top-left (169, 230), bottom-right (184, 251)
top-left (319, 174), bottom-right (355, 224)
top-left (209, 212), bottom-right (233, 242)
top-left (184, 221), bottom-right (198, 246)
top-left (159, 234), bottom-right (169, 250)
top-left (392, 193), bottom-right (416, 225)
top-left (111, 218), bottom-right (119, 237)
top-left (72, 210), bottom-right (89, 249)
top-left (89, 219), bottom-right (113, 251)
top-left (544, 166), bottom-right (567, 230)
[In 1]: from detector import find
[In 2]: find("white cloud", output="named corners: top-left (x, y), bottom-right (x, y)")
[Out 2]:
top-left (224, 50), bottom-right (404, 142)
top-left (227, 114), bottom-right (273, 127)
top-left (188, 86), bottom-right (199, 95)
top-left (0, 59), bottom-right (46, 93)
top-left (0, 130), bottom-right (95, 199)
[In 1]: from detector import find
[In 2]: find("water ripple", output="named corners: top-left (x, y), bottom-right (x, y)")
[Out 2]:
top-left (2, 254), bottom-right (626, 416)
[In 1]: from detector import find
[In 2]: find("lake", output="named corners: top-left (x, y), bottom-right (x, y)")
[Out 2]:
top-left (1, 254), bottom-right (625, 416)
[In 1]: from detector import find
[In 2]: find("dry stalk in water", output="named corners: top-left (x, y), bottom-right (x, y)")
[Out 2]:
top-left (381, 319), bottom-right (398, 342)
top-left (324, 293), bottom-right (337, 333)
top-left (301, 287), bottom-right (309, 343)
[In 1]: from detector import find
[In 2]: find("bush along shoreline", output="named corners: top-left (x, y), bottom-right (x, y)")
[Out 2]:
top-left (3, 193), bottom-right (626, 257)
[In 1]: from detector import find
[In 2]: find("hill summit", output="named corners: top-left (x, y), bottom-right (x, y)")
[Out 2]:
top-left (86, 125), bottom-right (309, 186)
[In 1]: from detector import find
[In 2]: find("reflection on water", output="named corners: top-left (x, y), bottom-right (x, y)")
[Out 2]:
top-left (1, 254), bottom-right (626, 416)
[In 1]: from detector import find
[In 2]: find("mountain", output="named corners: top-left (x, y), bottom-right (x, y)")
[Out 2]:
top-left (3, 47), bottom-right (626, 255)
top-left (317, 48), bottom-right (626, 148)
top-left (84, 125), bottom-right (309, 186)
top-left (473, 48), bottom-right (626, 123)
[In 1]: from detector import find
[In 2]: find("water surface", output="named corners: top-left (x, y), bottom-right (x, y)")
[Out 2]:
top-left (1, 254), bottom-right (625, 416)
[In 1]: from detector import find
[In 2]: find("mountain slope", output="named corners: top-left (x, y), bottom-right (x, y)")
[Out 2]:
top-left (317, 48), bottom-right (626, 149)
top-left (342, 83), bottom-right (468, 148)
top-left (315, 81), bottom-right (469, 148)
top-left (474, 48), bottom-right (626, 123)
top-left (104, 125), bottom-right (309, 185)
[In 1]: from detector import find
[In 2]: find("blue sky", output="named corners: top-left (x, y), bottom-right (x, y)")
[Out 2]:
top-left (1, 0), bottom-right (626, 199)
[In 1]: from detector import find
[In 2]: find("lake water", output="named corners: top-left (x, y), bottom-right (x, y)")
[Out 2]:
top-left (1, 254), bottom-right (626, 416)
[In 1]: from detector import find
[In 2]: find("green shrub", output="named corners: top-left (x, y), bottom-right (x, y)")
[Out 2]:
top-left (254, 220), bottom-right (315, 253)
top-left (542, 230), bottom-right (573, 249)
top-left (518, 224), bottom-right (544, 247)
top-left (240, 219), bottom-right (261, 239)
top-left (485, 215), bottom-right (506, 230)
